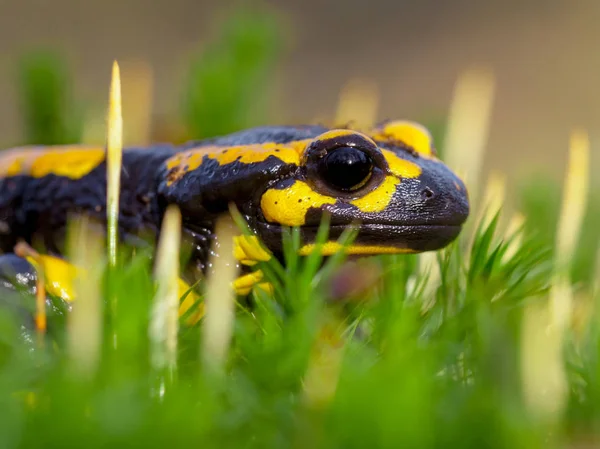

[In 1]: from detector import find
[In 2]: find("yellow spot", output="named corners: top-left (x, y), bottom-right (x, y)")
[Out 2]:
top-left (164, 140), bottom-right (310, 186)
top-left (7, 158), bottom-right (23, 176)
top-left (33, 150), bottom-right (106, 179)
top-left (25, 391), bottom-right (37, 408)
top-left (261, 181), bottom-right (337, 226)
top-left (350, 176), bottom-right (399, 213)
top-left (0, 147), bottom-right (106, 179)
top-left (311, 129), bottom-right (372, 142)
top-left (178, 277), bottom-right (205, 326)
top-left (26, 255), bottom-right (80, 302)
top-left (210, 143), bottom-right (303, 166)
top-left (371, 120), bottom-right (435, 157)
top-left (298, 242), bottom-right (415, 256)
top-left (382, 149), bottom-right (422, 178)
top-left (256, 282), bottom-right (274, 295)
top-left (232, 270), bottom-right (264, 296)
top-left (233, 235), bottom-right (272, 266)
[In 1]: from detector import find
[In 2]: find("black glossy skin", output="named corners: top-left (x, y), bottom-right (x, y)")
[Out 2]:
top-left (0, 125), bottom-right (469, 278)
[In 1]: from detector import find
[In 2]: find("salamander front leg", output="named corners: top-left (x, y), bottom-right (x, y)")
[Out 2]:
top-left (14, 241), bottom-right (79, 303)
top-left (0, 253), bottom-right (47, 331)
top-left (0, 253), bottom-right (38, 296)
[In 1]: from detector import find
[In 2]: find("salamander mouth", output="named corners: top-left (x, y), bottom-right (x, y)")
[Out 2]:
top-left (255, 221), bottom-right (463, 254)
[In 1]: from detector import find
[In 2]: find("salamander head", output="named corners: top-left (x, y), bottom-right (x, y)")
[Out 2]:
top-left (255, 121), bottom-right (470, 256)
top-left (159, 121), bottom-right (469, 259)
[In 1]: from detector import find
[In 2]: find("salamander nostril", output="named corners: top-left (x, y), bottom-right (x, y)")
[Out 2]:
top-left (421, 187), bottom-right (434, 200)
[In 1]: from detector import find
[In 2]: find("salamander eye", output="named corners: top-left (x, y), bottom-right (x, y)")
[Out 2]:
top-left (302, 130), bottom-right (388, 198)
top-left (318, 146), bottom-right (373, 191)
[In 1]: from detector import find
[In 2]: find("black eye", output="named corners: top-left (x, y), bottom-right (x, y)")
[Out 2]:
top-left (319, 146), bottom-right (374, 191)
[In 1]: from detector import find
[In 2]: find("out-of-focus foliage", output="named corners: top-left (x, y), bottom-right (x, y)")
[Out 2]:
top-left (518, 174), bottom-right (600, 287)
top-left (16, 52), bottom-right (84, 145)
top-left (181, 7), bottom-right (284, 139)
top-left (1, 174), bottom-right (596, 448)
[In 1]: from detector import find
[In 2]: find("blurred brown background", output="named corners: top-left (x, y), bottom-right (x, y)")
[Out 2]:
top-left (0, 0), bottom-right (597, 183)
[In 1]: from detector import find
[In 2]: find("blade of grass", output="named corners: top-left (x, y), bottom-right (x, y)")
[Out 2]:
top-left (550, 128), bottom-right (590, 330)
top-left (150, 205), bottom-right (182, 388)
top-left (66, 214), bottom-right (104, 378)
top-left (442, 66), bottom-right (495, 204)
top-left (106, 61), bottom-right (123, 268)
top-left (201, 214), bottom-right (239, 373)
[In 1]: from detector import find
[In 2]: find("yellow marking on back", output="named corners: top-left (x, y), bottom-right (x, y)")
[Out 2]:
top-left (382, 149), bottom-right (422, 178)
top-left (350, 176), bottom-right (400, 213)
top-left (164, 140), bottom-right (311, 186)
top-left (370, 121), bottom-right (436, 158)
top-left (261, 181), bottom-right (337, 226)
top-left (298, 242), bottom-right (416, 256)
top-left (0, 146), bottom-right (106, 179)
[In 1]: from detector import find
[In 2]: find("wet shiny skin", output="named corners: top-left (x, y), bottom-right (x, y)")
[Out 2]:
top-left (0, 121), bottom-right (469, 314)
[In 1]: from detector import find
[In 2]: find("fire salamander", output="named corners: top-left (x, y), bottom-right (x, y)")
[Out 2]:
top-left (0, 120), bottom-right (469, 324)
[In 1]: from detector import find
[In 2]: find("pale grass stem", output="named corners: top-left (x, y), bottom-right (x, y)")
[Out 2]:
top-left (67, 215), bottom-right (104, 378)
top-left (417, 251), bottom-right (439, 306)
top-left (14, 241), bottom-right (47, 344)
top-left (521, 128), bottom-right (590, 424)
top-left (34, 272), bottom-right (46, 342)
top-left (443, 67), bottom-right (495, 204)
top-left (520, 301), bottom-right (568, 423)
top-left (478, 170), bottom-right (507, 230)
top-left (106, 61), bottom-right (123, 267)
top-left (467, 170), bottom-right (507, 254)
top-left (150, 205), bottom-right (182, 380)
top-left (334, 78), bottom-right (380, 130)
top-left (302, 311), bottom-right (345, 408)
top-left (201, 214), bottom-right (240, 372)
top-left (550, 129), bottom-right (590, 331)
top-left (501, 211), bottom-right (526, 264)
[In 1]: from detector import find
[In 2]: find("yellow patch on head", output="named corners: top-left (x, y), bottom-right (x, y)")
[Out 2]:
top-left (1, 146), bottom-right (106, 179)
top-left (164, 140), bottom-right (310, 186)
top-left (350, 176), bottom-right (400, 213)
top-left (370, 120), bottom-right (435, 158)
top-left (207, 141), bottom-right (307, 166)
top-left (382, 149), bottom-right (422, 179)
top-left (298, 241), bottom-right (416, 256)
top-left (261, 180), bottom-right (337, 226)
